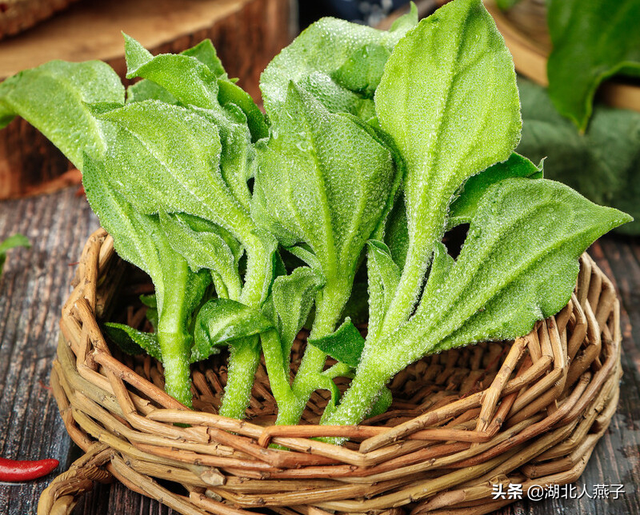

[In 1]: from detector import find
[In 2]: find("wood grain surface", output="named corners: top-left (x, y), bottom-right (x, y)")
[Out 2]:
top-left (0, 188), bottom-right (639, 514)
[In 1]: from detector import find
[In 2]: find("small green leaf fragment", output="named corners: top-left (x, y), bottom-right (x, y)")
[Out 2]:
top-left (0, 234), bottom-right (30, 276)
top-left (193, 299), bottom-right (274, 362)
top-left (308, 318), bottom-right (365, 368)
top-left (448, 153), bottom-right (543, 228)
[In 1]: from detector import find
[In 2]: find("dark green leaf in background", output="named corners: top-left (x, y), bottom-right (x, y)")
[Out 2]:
top-left (547, 0), bottom-right (640, 131)
top-left (517, 78), bottom-right (640, 235)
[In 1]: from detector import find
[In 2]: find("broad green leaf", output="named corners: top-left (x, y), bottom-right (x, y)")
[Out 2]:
top-left (375, 0), bottom-right (521, 323)
top-left (83, 155), bottom-right (210, 406)
top-left (193, 299), bottom-right (274, 361)
top-left (271, 267), bottom-right (324, 360)
top-left (547, 0), bottom-right (640, 131)
top-left (260, 15), bottom-right (417, 121)
top-left (308, 318), bottom-right (365, 368)
top-left (447, 153), bottom-right (543, 228)
top-left (366, 240), bottom-right (400, 341)
top-left (252, 84), bottom-right (396, 297)
top-left (194, 103), bottom-right (255, 211)
top-left (124, 34), bottom-right (219, 109)
top-left (0, 234), bottom-right (30, 276)
top-left (402, 178), bottom-right (632, 359)
top-left (0, 60), bottom-right (124, 169)
top-left (159, 211), bottom-right (242, 300)
top-left (104, 323), bottom-right (162, 361)
top-left (517, 78), bottom-right (640, 236)
top-left (82, 155), bottom-right (166, 307)
top-left (95, 101), bottom-right (254, 241)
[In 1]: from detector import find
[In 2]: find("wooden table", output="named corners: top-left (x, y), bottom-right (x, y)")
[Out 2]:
top-left (0, 187), bottom-right (639, 514)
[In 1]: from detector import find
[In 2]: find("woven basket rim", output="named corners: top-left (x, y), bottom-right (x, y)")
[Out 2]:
top-left (39, 228), bottom-right (623, 515)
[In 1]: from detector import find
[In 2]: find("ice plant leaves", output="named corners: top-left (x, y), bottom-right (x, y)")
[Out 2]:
top-left (193, 299), bottom-right (274, 361)
top-left (326, 178), bottom-right (631, 428)
top-left (0, 60), bottom-right (124, 169)
top-left (547, 0), bottom-right (640, 131)
top-left (0, 0), bottom-right (632, 425)
top-left (124, 33), bottom-right (220, 109)
top-left (260, 6), bottom-right (417, 120)
top-left (253, 83), bottom-right (396, 297)
top-left (374, 0), bottom-right (521, 328)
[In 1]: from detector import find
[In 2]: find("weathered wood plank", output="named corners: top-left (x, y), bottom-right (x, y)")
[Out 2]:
top-left (0, 187), bottom-right (98, 514)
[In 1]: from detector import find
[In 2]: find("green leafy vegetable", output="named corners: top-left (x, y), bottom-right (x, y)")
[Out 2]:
top-left (546, 0), bottom-right (640, 131)
top-left (374, 0), bottom-right (521, 333)
top-left (325, 177), bottom-right (630, 428)
top-left (0, 0), bottom-right (631, 432)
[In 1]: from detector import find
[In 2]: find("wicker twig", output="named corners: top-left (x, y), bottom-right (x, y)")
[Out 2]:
top-left (38, 229), bottom-right (623, 515)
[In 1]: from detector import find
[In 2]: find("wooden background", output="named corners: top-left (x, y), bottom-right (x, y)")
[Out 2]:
top-left (0, 189), bottom-right (639, 515)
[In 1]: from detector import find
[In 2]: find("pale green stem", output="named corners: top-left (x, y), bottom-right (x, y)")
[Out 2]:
top-left (156, 256), bottom-right (193, 408)
top-left (219, 335), bottom-right (261, 419)
top-left (219, 235), bottom-right (270, 418)
top-left (274, 287), bottom-right (346, 425)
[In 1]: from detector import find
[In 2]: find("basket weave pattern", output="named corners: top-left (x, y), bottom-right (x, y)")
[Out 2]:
top-left (39, 228), bottom-right (622, 515)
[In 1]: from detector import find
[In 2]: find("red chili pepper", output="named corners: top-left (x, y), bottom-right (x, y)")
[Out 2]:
top-left (0, 457), bottom-right (59, 482)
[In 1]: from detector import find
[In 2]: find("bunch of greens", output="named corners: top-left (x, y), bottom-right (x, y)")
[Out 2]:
top-left (0, 0), bottom-right (630, 428)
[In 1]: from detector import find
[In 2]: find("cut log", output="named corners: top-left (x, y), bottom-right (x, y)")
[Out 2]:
top-left (0, 0), bottom-right (293, 199)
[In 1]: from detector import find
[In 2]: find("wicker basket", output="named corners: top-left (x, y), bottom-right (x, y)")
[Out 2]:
top-left (38, 228), bottom-right (623, 515)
